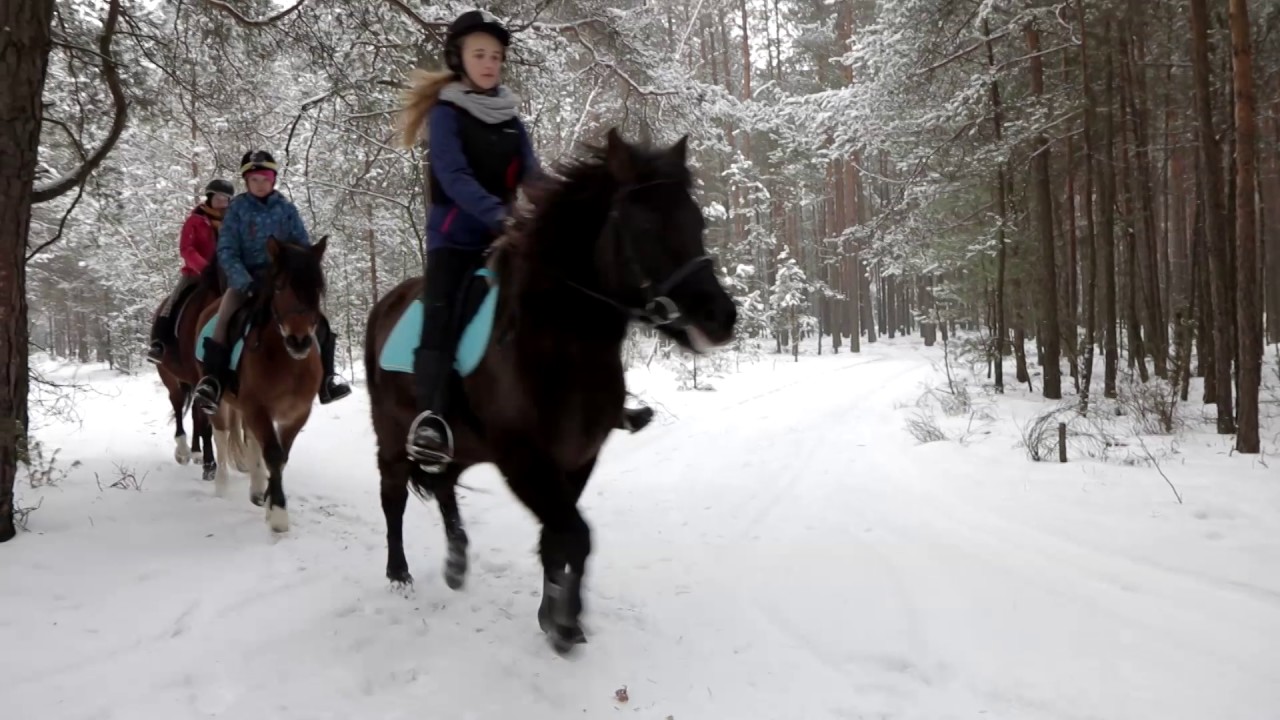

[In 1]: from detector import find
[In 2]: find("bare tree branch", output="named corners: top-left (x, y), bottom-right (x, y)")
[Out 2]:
top-left (26, 183), bottom-right (87, 263)
top-left (31, 0), bottom-right (127, 204)
top-left (202, 0), bottom-right (308, 27)
top-left (384, 0), bottom-right (446, 41)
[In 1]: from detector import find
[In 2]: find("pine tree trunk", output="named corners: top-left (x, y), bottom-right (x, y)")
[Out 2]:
top-left (1228, 0), bottom-right (1260, 452)
top-left (1076, 0), bottom-right (1099, 412)
top-left (1122, 28), bottom-right (1168, 377)
top-left (1100, 20), bottom-right (1120, 398)
top-left (1267, 109), bottom-right (1280, 344)
top-left (0, 0), bottom-right (55, 543)
top-left (1190, 0), bottom-right (1236, 434)
top-left (986, 18), bottom-right (1007, 393)
top-left (1027, 23), bottom-right (1062, 399)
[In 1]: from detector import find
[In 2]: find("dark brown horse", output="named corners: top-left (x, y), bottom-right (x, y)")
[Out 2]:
top-left (153, 275), bottom-right (222, 480)
top-left (364, 129), bottom-right (738, 654)
top-left (196, 237), bottom-right (329, 532)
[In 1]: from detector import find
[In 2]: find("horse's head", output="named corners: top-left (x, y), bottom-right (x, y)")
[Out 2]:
top-left (264, 235), bottom-right (328, 360)
top-left (594, 128), bottom-right (737, 353)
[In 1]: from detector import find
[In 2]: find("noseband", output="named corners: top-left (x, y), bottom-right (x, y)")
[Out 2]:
top-left (567, 179), bottom-right (712, 329)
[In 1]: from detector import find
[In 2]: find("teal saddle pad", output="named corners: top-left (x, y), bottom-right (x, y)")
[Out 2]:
top-left (378, 268), bottom-right (498, 378)
top-left (195, 315), bottom-right (248, 370)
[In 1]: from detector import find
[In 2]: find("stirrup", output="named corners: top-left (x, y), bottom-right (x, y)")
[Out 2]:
top-left (406, 410), bottom-right (454, 473)
top-left (193, 378), bottom-right (222, 415)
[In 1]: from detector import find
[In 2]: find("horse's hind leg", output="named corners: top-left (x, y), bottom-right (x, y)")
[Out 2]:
top-left (196, 408), bottom-right (217, 482)
top-left (503, 455), bottom-right (595, 654)
top-left (168, 380), bottom-right (191, 465)
top-left (210, 408), bottom-right (233, 498)
top-left (414, 464), bottom-right (467, 590)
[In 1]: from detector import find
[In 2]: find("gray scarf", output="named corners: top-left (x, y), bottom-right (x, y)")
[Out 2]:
top-left (439, 82), bottom-right (519, 124)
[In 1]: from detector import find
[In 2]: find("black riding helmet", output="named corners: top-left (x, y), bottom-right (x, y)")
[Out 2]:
top-left (444, 10), bottom-right (511, 76)
top-left (240, 150), bottom-right (278, 175)
top-left (204, 178), bottom-right (234, 198)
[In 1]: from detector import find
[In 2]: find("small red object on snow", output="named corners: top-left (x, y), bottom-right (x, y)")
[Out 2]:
top-left (614, 686), bottom-right (629, 703)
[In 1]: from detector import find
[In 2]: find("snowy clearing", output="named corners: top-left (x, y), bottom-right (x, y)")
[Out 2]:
top-left (4, 339), bottom-right (1280, 720)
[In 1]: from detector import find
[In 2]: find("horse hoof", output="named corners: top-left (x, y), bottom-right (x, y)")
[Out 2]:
top-left (174, 436), bottom-right (191, 465)
top-left (387, 568), bottom-right (413, 587)
top-left (444, 567), bottom-right (465, 590)
top-left (202, 464), bottom-right (217, 482)
top-left (266, 505), bottom-right (289, 533)
top-left (250, 492), bottom-right (266, 507)
top-left (443, 546), bottom-right (467, 590)
top-left (549, 624), bottom-right (587, 655)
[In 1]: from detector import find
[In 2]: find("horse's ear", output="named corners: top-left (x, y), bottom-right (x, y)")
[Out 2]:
top-left (266, 236), bottom-right (280, 262)
top-left (669, 134), bottom-right (690, 166)
top-left (313, 235), bottom-right (328, 259)
top-left (605, 127), bottom-right (635, 184)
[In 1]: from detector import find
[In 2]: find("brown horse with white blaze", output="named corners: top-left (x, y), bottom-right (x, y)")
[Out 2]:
top-left (364, 129), bottom-right (738, 654)
top-left (152, 266), bottom-right (223, 480)
top-left (195, 237), bottom-right (329, 532)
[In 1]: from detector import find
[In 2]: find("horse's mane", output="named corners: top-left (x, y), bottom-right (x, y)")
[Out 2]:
top-left (268, 241), bottom-right (326, 308)
top-left (194, 242), bottom-right (325, 319)
top-left (493, 136), bottom-right (693, 275)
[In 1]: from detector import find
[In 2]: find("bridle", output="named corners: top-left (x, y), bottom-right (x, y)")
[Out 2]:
top-left (564, 179), bottom-right (712, 330)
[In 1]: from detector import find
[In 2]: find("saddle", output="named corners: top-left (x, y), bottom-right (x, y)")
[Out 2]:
top-left (167, 280), bottom-right (203, 341)
top-left (194, 300), bottom-right (260, 395)
top-left (379, 268), bottom-right (499, 378)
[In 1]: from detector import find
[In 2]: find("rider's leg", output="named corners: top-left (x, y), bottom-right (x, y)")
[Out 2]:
top-left (147, 275), bottom-right (192, 363)
top-left (315, 314), bottom-right (351, 404)
top-left (193, 287), bottom-right (248, 413)
top-left (406, 248), bottom-right (483, 471)
top-left (619, 402), bottom-right (655, 432)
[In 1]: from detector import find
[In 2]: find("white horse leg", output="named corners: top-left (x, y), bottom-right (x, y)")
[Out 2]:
top-left (247, 434), bottom-right (269, 507)
top-left (174, 434), bottom-right (191, 465)
top-left (212, 429), bottom-right (232, 498)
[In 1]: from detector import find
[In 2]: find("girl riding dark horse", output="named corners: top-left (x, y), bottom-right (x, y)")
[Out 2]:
top-left (365, 126), bottom-right (738, 654)
top-left (396, 11), bottom-right (653, 473)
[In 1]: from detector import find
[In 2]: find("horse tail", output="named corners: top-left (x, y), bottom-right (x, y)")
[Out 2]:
top-left (396, 68), bottom-right (454, 149)
top-left (225, 409), bottom-right (254, 473)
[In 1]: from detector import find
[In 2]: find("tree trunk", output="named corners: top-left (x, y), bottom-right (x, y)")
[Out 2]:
top-left (1228, 0), bottom-right (1260, 452)
top-left (1027, 23), bottom-right (1061, 399)
top-left (1190, 0), bottom-right (1236, 434)
top-left (1268, 109), bottom-right (1280, 345)
top-left (1076, 0), bottom-right (1099, 412)
top-left (985, 18), bottom-right (1007, 393)
top-left (0, 0), bottom-right (55, 543)
top-left (1100, 20), bottom-right (1119, 398)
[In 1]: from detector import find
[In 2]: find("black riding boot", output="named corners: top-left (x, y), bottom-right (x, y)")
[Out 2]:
top-left (193, 338), bottom-right (231, 415)
top-left (317, 325), bottom-right (351, 404)
top-left (406, 347), bottom-right (455, 472)
top-left (620, 405), bottom-right (654, 433)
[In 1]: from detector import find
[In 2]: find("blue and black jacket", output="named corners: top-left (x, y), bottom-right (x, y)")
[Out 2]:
top-left (217, 190), bottom-right (310, 293)
top-left (426, 99), bottom-right (539, 252)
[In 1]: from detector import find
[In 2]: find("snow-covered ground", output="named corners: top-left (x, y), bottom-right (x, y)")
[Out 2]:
top-left (4, 338), bottom-right (1279, 720)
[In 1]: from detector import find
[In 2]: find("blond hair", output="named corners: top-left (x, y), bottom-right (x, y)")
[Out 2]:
top-left (396, 68), bottom-right (457, 149)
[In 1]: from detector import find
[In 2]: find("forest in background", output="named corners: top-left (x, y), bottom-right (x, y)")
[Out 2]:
top-left (3, 0), bottom-right (1279, 539)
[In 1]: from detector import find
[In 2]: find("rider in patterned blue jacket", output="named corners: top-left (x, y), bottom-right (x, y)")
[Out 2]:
top-left (191, 150), bottom-right (351, 413)
top-left (396, 10), bottom-right (653, 472)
